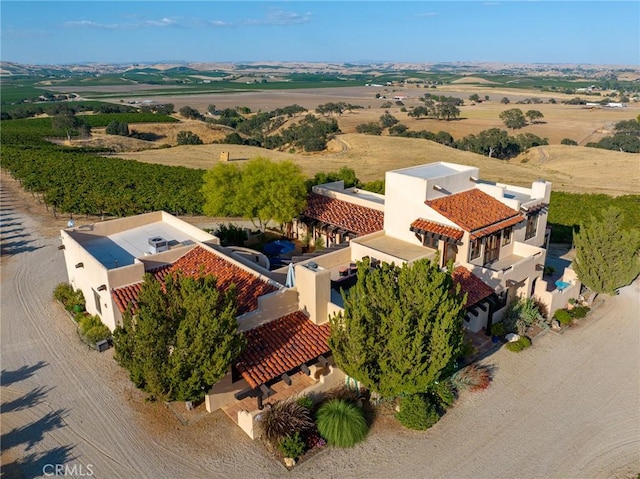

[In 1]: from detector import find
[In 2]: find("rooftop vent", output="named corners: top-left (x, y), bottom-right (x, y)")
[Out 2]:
top-left (148, 237), bottom-right (169, 254)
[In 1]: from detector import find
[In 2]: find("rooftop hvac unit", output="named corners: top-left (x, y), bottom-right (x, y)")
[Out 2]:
top-left (148, 236), bottom-right (169, 254)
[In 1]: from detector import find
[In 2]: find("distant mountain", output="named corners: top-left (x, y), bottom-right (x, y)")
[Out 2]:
top-left (1, 61), bottom-right (638, 79)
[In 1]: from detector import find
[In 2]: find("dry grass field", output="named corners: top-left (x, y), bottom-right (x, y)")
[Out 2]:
top-left (83, 84), bottom-right (639, 196)
top-left (112, 133), bottom-right (639, 196)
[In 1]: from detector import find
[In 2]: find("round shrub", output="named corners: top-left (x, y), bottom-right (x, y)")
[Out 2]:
top-left (316, 399), bottom-right (368, 448)
top-left (396, 393), bottom-right (441, 431)
top-left (505, 336), bottom-right (532, 352)
top-left (554, 308), bottom-right (573, 325)
top-left (571, 305), bottom-right (590, 319)
top-left (78, 314), bottom-right (111, 344)
top-left (279, 432), bottom-right (306, 459)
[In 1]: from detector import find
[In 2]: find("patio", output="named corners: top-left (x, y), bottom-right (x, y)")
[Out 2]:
top-left (221, 372), bottom-right (316, 426)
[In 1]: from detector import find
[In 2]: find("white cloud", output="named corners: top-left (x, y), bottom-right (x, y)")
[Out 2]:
top-left (243, 9), bottom-right (312, 26)
top-left (63, 20), bottom-right (122, 29)
top-left (62, 9), bottom-right (310, 31)
top-left (144, 17), bottom-right (177, 27)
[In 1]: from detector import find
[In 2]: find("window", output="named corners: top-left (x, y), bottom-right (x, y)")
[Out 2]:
top-left (502, 226), bottom-right (513, 246)
top-left (443, 242), bottom-right (458, 266)
top-left (484, 233), bottom-right (500, 265)
top-left (93, 289), bottom-right (102, 315)
top-left (469, 238), bottom-right (481, 261)
top-left (423, 234), bottom-right (439, 249)
top-left (525, 212), bottom-right (539, 240)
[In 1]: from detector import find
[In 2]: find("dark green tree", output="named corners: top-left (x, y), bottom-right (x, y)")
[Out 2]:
top-left (436, 103), bottom-right (460, 121)
top-left (469, 94), bottom-right (480, 102)
top-left (525, 110), bottom-right (544, 123)
top-left (105, 120), bottom-right (130, 136)
top-left (179, 106), bottom-right (204, 121)
top-left (408, 106), bottom-right (429, 119)
top-left (499, 108), bottom-right (527, 129)
top-left (329, 258), bottom-right (466, 398)
top-left (355, 122), bottom-right (383, 135)
top-left (113, 273), bottom-right (245, 402)
top-left (51, 113), bottom-right (90, 142)
top-left (379, 111), bottom-right (399, 129)
top-left (388, 123), bottom-right (408, 135)
top-left (113, 274), bottom-right (181, 398)
top-left (177, 130), bottom-right (203, 145)
top-left (169, 276), bottom-right (244, 401)
top-left (573, 207), bottom-right (640, 295)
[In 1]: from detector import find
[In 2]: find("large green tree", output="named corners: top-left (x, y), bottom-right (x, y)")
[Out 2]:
top-left (113, 272), bottom-right (244, 402)
top-left (202, 157), bottom-right (307, 231)
top-left (499, 108), bottom-right (527, 129)
top-left (573, 207), bottom-right (640, 295)
top-left (329, 258), bottom-right (466, 398)
top-left (169, 276), bottom-right (244, 401)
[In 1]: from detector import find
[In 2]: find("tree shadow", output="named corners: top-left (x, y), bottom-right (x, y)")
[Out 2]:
top-left (1, 361), bottom-right (48, 386)
top-left (1, 227), bottom-right (25, 235)
top-left (1, 386), bottom-right (54, 413)
top-left (0, 239), bottom-right (43, 256)
top-left (1, 408), bottom-right (68, 451)
top-left (133, 132), bottom-right (166, 141)
top-left (3, 445), bottom-right (75, 479)
top-left (0, 221), bottom-right (23, 228)
top-left (2, 233), bottom-right (31, 241)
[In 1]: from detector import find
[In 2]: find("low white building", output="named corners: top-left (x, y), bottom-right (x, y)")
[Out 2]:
top-left (60, 161), bottom-right (581, 438)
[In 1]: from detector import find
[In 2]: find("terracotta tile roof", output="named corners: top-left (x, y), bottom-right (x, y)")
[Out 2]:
top-left (303, 193), bottom-right (383, 236)
top-left (469, 215), bottom-right (525, 241)
top-left (112, 246), bottom-right (278, 315)
top-left (451, 266), bottom-right (495, 308)
top-left (410, 218), bottom-right (464, 241)
top-left (236, 311), bottom-right (331, 389)
top-left (525, 202), bottom-right (548, 213)
top-left (426, 189), bottom-right (523, 238)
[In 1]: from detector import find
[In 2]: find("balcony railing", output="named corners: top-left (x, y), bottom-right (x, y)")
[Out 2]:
top-left (472, 242), bottom-right (545, 287)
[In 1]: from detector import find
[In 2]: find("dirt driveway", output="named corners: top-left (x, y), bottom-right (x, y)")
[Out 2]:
top-left (1, 175), bottom-right (639, 479)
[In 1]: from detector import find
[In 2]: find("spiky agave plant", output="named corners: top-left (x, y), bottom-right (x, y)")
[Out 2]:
top-left (259, 399), bottom-right (314, 447)
top-left (316, 399), bottom-right (368, 448)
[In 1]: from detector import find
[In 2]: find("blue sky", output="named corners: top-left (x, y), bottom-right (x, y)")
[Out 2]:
top-left (2, 1), bottom-right (639, 65)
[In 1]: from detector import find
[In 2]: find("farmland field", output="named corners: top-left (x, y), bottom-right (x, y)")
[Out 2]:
top-left (78, 83), bottom-right (639, 196)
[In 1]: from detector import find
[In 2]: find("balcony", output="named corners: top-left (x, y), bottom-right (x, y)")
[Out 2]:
top-left (472, 241), bottom-right (546, 288)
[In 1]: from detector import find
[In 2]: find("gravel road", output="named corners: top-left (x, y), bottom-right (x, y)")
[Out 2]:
top-left (1, 178), bottom-right (639, 479)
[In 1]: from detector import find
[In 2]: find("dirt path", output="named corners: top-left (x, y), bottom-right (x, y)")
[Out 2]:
top-left (2, 175), bottom-right (639, 478)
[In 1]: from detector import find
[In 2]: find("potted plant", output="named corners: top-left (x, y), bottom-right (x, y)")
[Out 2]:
top-left (490, 322), bottom-right (505, 342)
top-left (567, 298), bottom-right (577, 310)
top-left (300, 234), bottom-right (311, 254)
